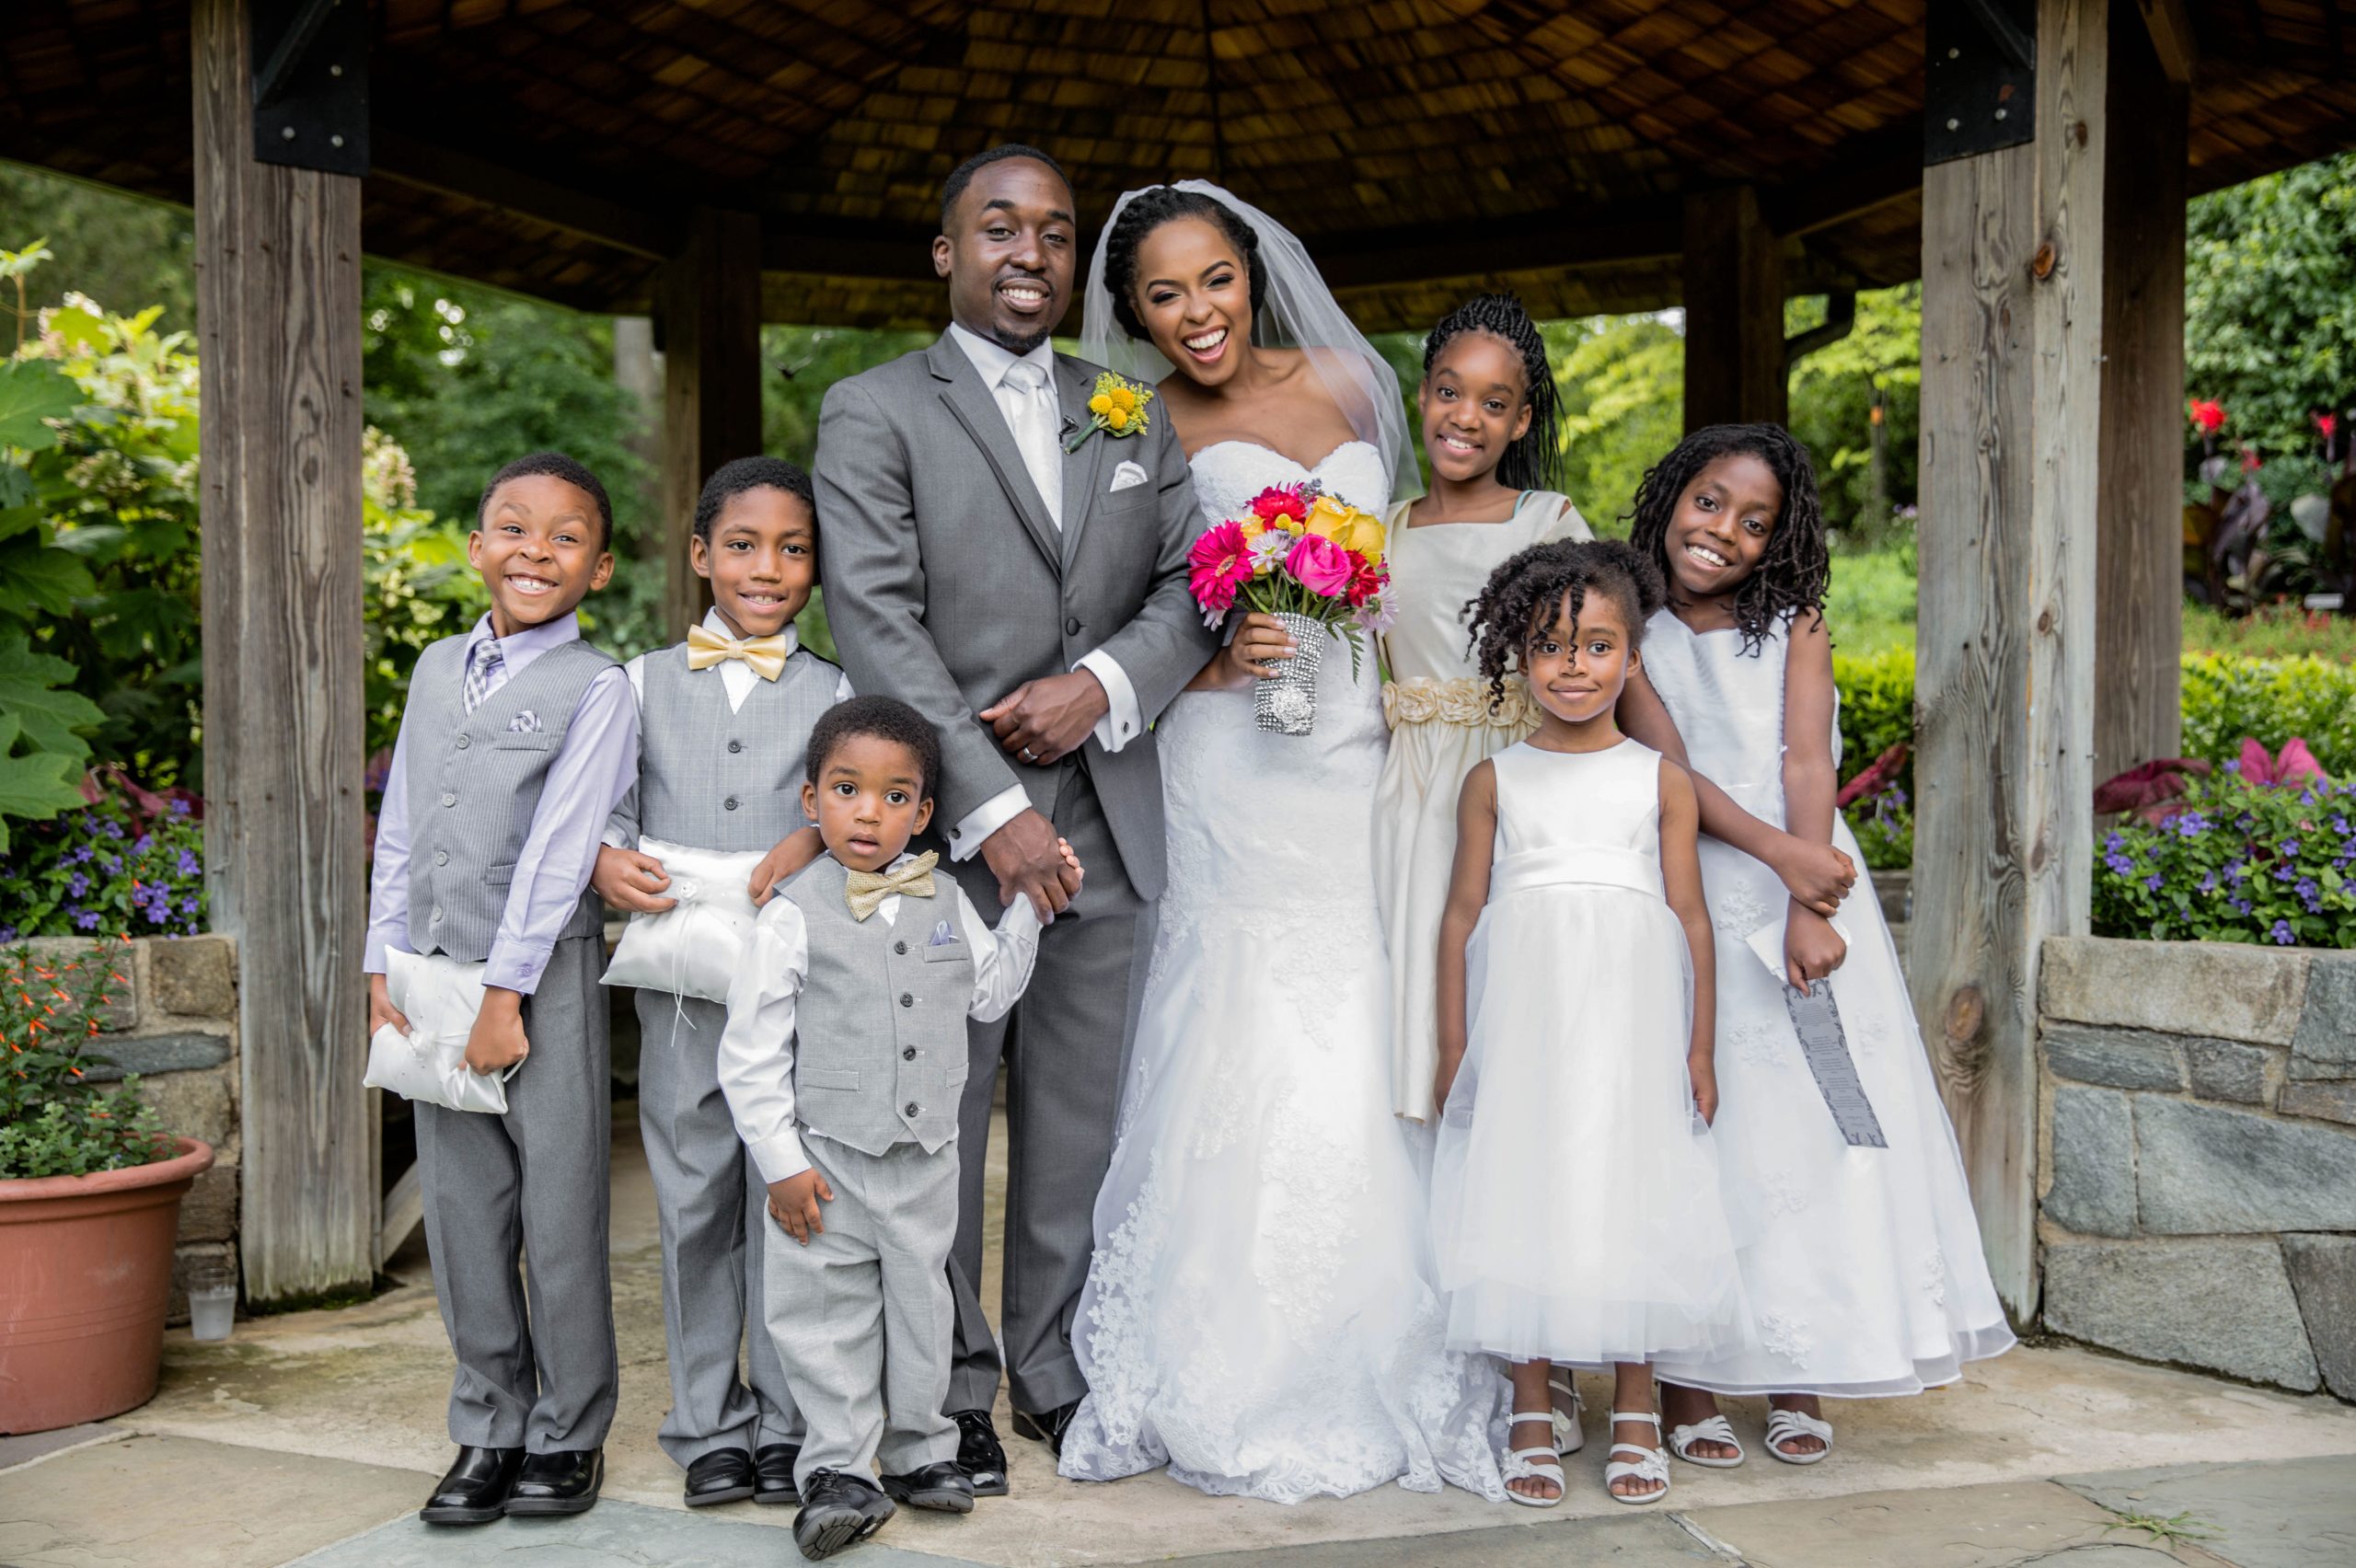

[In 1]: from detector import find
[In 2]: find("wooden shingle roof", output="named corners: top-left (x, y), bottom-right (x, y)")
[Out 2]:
top-left (5, 0), bottom-right (2355, 329)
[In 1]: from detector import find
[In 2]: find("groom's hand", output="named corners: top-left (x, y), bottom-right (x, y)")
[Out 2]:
top-left (981, 671), bottom-right (1108, 767)
top-left (982, 808), bottom-right (1082, 922)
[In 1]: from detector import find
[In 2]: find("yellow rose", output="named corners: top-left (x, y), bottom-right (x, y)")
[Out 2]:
top-left (1308, 496), bottom-right (1383, 562)
top-left (1239, 515), bottom-right (1265, 541)
top-left (1089, 393), bottom-right (1113, 416)
top-left (1107, 407), bottom-right (1130, 431)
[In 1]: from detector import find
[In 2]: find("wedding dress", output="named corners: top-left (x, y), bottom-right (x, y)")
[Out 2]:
top-left (1057, 437), bottom-right (1509, 1505)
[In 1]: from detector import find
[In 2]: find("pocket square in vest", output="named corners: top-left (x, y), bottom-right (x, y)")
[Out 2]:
top-left (506, 709), bottom-right (543, 733)
top-left (1109, 459), bottom-right (1149, 492)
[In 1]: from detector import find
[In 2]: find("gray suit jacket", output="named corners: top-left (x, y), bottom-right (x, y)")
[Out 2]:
top-left (814, 331), bottom-right (1217, 901)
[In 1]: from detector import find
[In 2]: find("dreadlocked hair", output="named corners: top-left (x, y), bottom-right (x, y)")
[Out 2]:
top-left (1103, 186), bottom-right (1266, 343)
top-left (1624, 422), bottom-right (1829, 656)
top-left (1463, 538), bottom-right (1667, 713)
top-left (1421, 293), bottom-right (1565, 493)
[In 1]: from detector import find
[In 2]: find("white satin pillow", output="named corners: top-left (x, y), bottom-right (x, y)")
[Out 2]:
top-left (599, 837), bottom-right (767, 1003)
top-left (364, 948), bottom-right (513, 1114)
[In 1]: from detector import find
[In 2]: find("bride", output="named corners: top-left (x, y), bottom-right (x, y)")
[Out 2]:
top-left (1057, 181), bottom-right (1508, 1504)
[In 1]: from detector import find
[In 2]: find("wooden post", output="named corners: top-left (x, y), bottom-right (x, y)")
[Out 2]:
top-left (2094, 2), bottom-right (2188, 788)
top-left (657, 209), bottom-right (763, 640)
top-left (1913, 0), bottom-right (2108, 1320)
top-left (1681, 186), bottom-right (1787, 430)
top-left (192, 0), bottom-right (372, 1304)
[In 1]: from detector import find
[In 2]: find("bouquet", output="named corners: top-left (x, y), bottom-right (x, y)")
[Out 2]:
top-left (1186, 482), bottom-right (1392, 734)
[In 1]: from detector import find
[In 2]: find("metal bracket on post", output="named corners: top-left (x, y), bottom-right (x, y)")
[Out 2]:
top-left (1924, 0), bottom-right (2037, 166)
top-left (252, 0), bottom-right (370, 177)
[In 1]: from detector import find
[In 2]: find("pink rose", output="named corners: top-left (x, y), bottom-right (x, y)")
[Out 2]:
top-left (1188, 520), bottom-right (1253, 612)
top-left (1286, 533), bottom-right (1357, 599)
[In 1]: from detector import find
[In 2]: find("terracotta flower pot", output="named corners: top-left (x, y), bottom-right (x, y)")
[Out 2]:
top-left (0, 1136), bottom-right (214, 1434)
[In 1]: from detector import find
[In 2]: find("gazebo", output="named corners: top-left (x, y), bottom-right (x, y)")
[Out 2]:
top-left (6, 0), bottom-right (2355, 1320)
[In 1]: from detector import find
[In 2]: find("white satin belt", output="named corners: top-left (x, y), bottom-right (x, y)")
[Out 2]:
top-left (1486, 846), bottom-right (1663, 903)
top-left (1381, 676), bottom-right (1539, 731)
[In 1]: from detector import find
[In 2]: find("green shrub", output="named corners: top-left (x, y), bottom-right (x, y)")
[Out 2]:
top-left (0, 940), bottom-right (170, 1178)
top-left (0, 791), bottom-right (205, 941)
top-left (1833, 646), bottom-right (1915, 794)
top-left (2092, 772), bottom-right (2356, 948)
top-left (2179, 654), bottom-right (2356, 778)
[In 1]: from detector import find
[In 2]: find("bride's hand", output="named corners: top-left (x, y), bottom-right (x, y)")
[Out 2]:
top-left (1211, 613), bottom-right (1298, 688)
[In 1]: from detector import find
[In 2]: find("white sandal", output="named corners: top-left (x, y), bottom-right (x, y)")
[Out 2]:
top-left (1764, 1406), bottom-right (1834, 1465)
top-left (1667, 1412), bottom-right (1746, 1468)
top-left (1501, 1408), bottom-right (1570, 1507)
top-left (1546, 1372), bottom-right (1587, 1454)
top-left (1603, 1409), bottom-right (1670, 1505)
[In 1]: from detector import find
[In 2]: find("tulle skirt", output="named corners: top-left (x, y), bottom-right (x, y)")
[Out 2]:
top-left (1431, 883), bottom-right (1750, 1366)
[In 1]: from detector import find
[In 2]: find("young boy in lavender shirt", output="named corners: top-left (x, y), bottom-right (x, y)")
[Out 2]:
top-left (364, 452), bottom-right (638, 1526)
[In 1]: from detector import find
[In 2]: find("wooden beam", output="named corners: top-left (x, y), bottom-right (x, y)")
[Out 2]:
top-left (193, 0), bottom-right (373, 1306)
top-left (2097, 1), bottom-right (2189, 790)
top-left (1308, 204), bottom-right (1684, 292)
top-left (1681, 185), bottom-right (1787, 431)
top-left (658, 208), bottom-right (764, 641)
top-left (2134, 0), bottom-right (2200, 84)
top-left (372, 130), bottom-right (672, 259)
top-left (1912, 0), bottom-right (2108, 1323)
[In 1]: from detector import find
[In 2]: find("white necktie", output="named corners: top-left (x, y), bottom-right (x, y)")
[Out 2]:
top-left (998, 358), bottom-right (1062, 530)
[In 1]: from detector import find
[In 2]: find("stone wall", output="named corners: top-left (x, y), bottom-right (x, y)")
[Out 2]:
top-left (2038, 937), bottom-right (2354, 1399)
top-left (17, 933), bottom-right (240, 1325)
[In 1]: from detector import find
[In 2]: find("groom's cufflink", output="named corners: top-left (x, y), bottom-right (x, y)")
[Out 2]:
top-left (1108, 460), bottom-right (1149, 493)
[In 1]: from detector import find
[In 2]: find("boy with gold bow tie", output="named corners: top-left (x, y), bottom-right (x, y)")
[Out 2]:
top-left (593, 456), bottom-right (849, 1509)
top-left (720, 697), bottom-right (1074, 1560)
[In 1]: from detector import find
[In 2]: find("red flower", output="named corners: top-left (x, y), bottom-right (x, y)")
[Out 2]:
top-left (2188, 398), bottom-right (2227, 435)
top-left (2318, 412), bottom-right (2340, 442)
top-left (1286, 534), bottom-right (1357, 599)
top-left (1249, 485), bottom-right (1309, 524)
top-left (1187, 521), bottom-right (1254, 614)
top-left (2241, 444), bottom-right (2262, 473)
top-left (1344, 554), bottom-right (1386, 608)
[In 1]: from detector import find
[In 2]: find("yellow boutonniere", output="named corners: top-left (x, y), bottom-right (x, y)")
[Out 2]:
top-left (1068, 372), bottom-right (1155, 451)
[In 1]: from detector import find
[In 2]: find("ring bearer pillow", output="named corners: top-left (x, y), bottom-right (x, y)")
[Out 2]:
top-left (597, 837), bottom-right (767, 1005)
top-left (365, 948), bottom-right (515, 1114)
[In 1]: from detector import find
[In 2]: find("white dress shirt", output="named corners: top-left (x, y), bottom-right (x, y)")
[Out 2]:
top-left (944, 323), bottom-right (1144, 860)
top-left (717, 854), bottom-right (1044, 1182)
top-left (365, 612), bottom-right (639, 994)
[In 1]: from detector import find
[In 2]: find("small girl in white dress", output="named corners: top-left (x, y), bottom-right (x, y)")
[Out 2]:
top-left (1617, 424), bottom-right (2012, 1470)
top-left (1430, 539), bottom-right (1747, 1508)
top-left (1376, 293), bottom-right (1591, 1124)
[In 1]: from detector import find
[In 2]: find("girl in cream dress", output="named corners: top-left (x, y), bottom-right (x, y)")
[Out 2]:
top-left (1377, 295), bottom-right (1589, 1124)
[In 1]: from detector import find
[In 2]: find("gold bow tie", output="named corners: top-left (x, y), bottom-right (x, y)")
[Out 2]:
top-left (686, 623), bottom-right (789, 681)
top-left (843, 851), bottom-right (940, 921)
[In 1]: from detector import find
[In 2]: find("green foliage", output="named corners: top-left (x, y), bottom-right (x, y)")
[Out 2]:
top-left (761, 325), bottom-right (937, 470)
top-left (2185, 151), bottom-right (2356, 460)
top-left (0, 794), bottom-right (206, 940)
top-left (0, 940), bottom-right (172, 1178)
top-left (1546, 314), bottom-right (1685, 535)
top-left (1788, 286), bottom-right (1923, 541)
top-left (2180, 654), bottom-right (2356, 777)
top-left (0, 164), bottom-right (194, 336)
top-left (1826, 545), bottom-right (1919, 656)
top-left (1833, 646), bottom-right (1917, 793)
top-left (2184, 603), bottom-right (2356, 662)
top-left (1849, 785), bottom-right (1914, 872)
top-left (2093, 774), bottom-right (2356, 948)
top-left (360, 433), bottom-right (488, 764)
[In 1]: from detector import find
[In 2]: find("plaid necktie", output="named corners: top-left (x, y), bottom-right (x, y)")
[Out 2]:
top-left (463, 637), bottom-right (506, 714)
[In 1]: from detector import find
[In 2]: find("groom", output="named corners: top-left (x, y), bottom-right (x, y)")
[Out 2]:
top-left (813, 144), bottom-right (1216, 1488)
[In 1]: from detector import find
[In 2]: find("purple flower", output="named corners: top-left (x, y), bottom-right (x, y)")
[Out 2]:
top-left (168, 799), bottom-right (191, 817)
top-left (2233, 898), bottom-right (2254, 915)
top-left (2336, 816), bottom-right (2352, 836)
top-left (176, 848), bottom-right (200, 878)
top-left (66, 870), bottom-right (89, 898)
top-left (100, 854), bottom-right (121, 874)
top-left (74, 908), bottom-right (100, 930)
top-left (2104, 831), bottom-right (2125, 853)
top-left (2280, 839), bottom-right (2302, 858)
top-left (2277, 864), bottom-right (2298, 882)
top-left (69, 844), bottom-right (94, 865)
top-left (2105, 852), bottom-right (2134, 876)
top-left (0, 925), bottom-right (17, 944)
top-left (2271, 919), bottom-right (2296, 945)
top-left (101, 820), bottom-right (124, 841)
top-left (2143, 872), bottom-right (2165, 891)
top-left (2227, 860), bottom-right (2249, 884)
top-left (2226, 759), bottom-right (2243, 776)
top-left (179, 896), bottom-right (198, 916)
top-left (133, 835), bottom-right (152, 854)
top-left (2198, 870), bottom-right (2219, 893)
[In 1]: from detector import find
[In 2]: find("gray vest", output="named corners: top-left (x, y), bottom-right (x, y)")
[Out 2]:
top-left (636, 642), bottom-right (840, 850)
top-left (780, 856), bottom-right (974, 1157)
top-left (404, 632), bottom-right (618, 962)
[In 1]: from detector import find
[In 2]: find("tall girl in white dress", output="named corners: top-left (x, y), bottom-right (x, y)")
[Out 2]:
top-left (1431, 538), bottom-right (1746, 1507)
top-left (1618, 425), bottom-right (2013, 1467)
top-left (1376, 294), bottom-right (1591, 1124)
top-left (1058, 182), bottom-right (1507, 1505)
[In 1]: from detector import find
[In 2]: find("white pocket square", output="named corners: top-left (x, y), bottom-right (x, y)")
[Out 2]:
top-left (1108, 460), bottom-right (1149, 493)
top-left (507, 710), bottom-right (543, 733)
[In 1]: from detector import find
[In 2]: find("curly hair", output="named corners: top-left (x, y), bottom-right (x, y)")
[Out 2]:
top-left (477, 451), bottom-right (613, 551)
top-left (940, 143), bottom-right (1069, 229)
top-left (805, 696), bottom-right (942, 803)
top-left (1102, 186), bottom-right (1266, 344)
top-left (1421, 293), bottom-right (1565, 493)
top-left (1624, 422), bottom-right (1829, 655)
top-left (693, 455), bottom-right (813, 543)
top-left (1463, 538), bottom-right (1667, 712)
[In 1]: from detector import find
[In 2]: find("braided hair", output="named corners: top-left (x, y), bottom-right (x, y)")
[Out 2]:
top-left (1464, 538), bottom-right (1667, 713)
top-left (694, 455), bottom-right (813, 543)
top-left (1102, 186), bottom-right (1266, 342)
top-left (478, 451), bottom-right (613, 551)
top-left (1422, 293), bottom-right (1566, 493)
top-left (1624, 422), bottom-right (1829, 655)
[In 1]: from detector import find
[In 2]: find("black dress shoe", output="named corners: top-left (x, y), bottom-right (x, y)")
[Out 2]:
top-left (684, 1447), bottom-right (756, 1508)
top-left (503, 1447), bottom-right (604, 1516)
top-left (949, 1409), bottom-right (1009, 1497)
top-left (754, 1442), bottom-right (803, 1505)
top-left (881, 1459), bottom-right (975, 1514)
top-left (1011, 1400), bottom-right (1080, 1456)
top-left (793, 1469), bottom-right (896, 1561)
top-left (420, 1445), bottom-right (523, 1525)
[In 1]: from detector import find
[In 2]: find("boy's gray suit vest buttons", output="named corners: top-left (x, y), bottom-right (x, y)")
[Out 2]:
top-left (404, 633), bottom-right (618, 962)
top-left (638, 644), bottom-right (839, 850)
top-left (780, 857), bottom-right (973, 1156)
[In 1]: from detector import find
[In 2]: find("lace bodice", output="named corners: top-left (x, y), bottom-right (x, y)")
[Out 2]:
top-left (1185, 438), bottom-right (1391, 525)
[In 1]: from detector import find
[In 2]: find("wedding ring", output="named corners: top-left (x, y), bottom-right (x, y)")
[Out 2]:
top-left (1022, 745), bottom-right (1038, 762)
